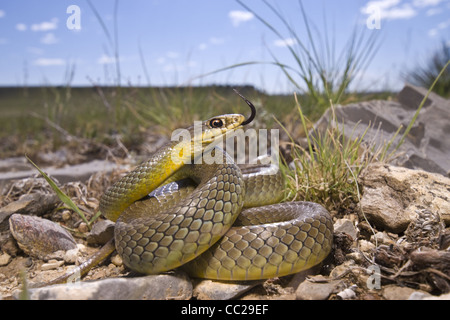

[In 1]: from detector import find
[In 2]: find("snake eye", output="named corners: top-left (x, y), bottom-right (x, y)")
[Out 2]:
top-left (209, 119), bottom-right (223, 128)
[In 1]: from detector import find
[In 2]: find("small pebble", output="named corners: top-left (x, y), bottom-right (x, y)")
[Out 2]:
top-left (336, 286), bottom-right (357, 300)
top-left (64, 248), bottom-right (79, 264)
top-left (346, 251), bottom-right (365, 263)
top-left (41, 260), bottom-right (64, 271)
top-left (0, 252), bottom-right (12, 266)
top-left (61, 210), bottom-right (72, 221)
top-left (359, 239), bottom-right (375, 253)
top-left (111, 254), bottom-right (123, 267)
top-left (45, 250), bottom-right (65, 261)
top-left (24, 257), bottom-right (33, 268)
top-left (371, 231), bottom-right (396, 245)
top-left (78, 222), bottom-right (89, 233)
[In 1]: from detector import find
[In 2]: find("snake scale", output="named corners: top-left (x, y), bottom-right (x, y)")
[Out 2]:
top-left (43, 92), bottom-right (333, 285)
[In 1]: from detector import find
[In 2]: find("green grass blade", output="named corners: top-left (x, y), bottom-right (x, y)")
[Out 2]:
top-left (89, 211), bottom-right (103, 225)
top-left (26, 155), bottom-right (90, 227)
top-left (391, 59), bottom-right (450, 156)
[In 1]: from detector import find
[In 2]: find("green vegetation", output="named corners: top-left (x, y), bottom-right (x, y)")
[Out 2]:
top-left (233, 0), bottom-right (380, 118)
top-left (0, 85), bottom-right (395, 160)
top-left (280, 60), bottom-right (449, 213)
top-left (280, 95), bottom-right (372, 213)
top-left (404, 41), bottom-right (450, 98)
top-left (0, 85), bottom-right (285, 157)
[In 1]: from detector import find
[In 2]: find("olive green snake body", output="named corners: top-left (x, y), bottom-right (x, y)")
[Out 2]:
top-left (44, 95), bottom-right (333, 285)
top-left (99, 112), bottom-right (333, 280)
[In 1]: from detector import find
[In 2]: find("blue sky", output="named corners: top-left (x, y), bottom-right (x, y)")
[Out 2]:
top-left (0, 0), bottom-right (449, 93)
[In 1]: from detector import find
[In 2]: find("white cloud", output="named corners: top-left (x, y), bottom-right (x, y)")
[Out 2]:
top-left (361, 0), bottom-right (401, 14)
top-left (361, 0), bottom-right (417, 20)
top-left (198, 43), bottom-right (207, 51)
top-left (413, 0), bottom-right (444, 7)
top-left (40, 33), bottom-right (58, 44)
top-left (428, 28), bottom-right (438, 36)
top-left (16, 23), bottom-right (27, 31)
top-left (31, 18), bottom-right (58, 32)
top-left (383, 4), bottom-right (417, 19)
top-left (34, 58), bottom-right (65, 66)
top-left (274, 38), bottom-right (297, 47)
top-left (428, 18), bottom-right (450, 36)
top-left (0, 10), bottom-right (5, 18)
top-left (228, 10), bottom-right (254, 27)
top-left (437, 19), bottom-right (450, 29)
top-left (426, 7), bottom-right (443, 15)
top-left (361, 0), bottom-right (447, 21)
top-left (97, 54), bottom-right (116, 64)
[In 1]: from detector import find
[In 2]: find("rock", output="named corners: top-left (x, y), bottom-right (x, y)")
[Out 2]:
top-left (359, 164), bottom-right (450, 233)
top-left (61, 210), bottom-right (72, 221)
top-left (0, 159), bottom-right (123, 184)
top-left (313, 84), bottom-right (450, 176)
top-left (334, 219), bottom-right (357, 240)
top-left (77, 222), bottom-right (89, 233)
top-left (382, 285), bottom-right (424, 300)
top-left (20, 272), bottom-right (192, 300)
top-left (330, 260), bottom-right (356, 278)
top-left (86, 220), bottom-right (115, 245)
top-left (9, 214), bottom-right (77, 259)
top-left (371, 231), bottom-right (396, 246)
top-left (41, 259), bottom-right (64, 271)
top-left (0, 252), bottom-right (11, 266)
top-left (358, 239), bottom-right (376, 253)
top-left (422, 292), bottom-right (450, 300)
top-left (44, 250), bottom-right (66, 261)
top-left (0, 193), bottom-right (59, 232)
top-left (0, 233), bottom-right (19, 257)
top-left (64, 248), bottom-right (79, 264)
top-left (336, 286), bottom-right (357, 300)
top-left (193, 279), bottom-right (260, 300)
top-left (408, 291), bottom-right (433, 300)
top-left (110, 254), bottom-right (123, 267)
top-left (295, 275), bottom-right (344, 300)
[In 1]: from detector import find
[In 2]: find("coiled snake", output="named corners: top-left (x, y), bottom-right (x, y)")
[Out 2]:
top-left (47, 92), bottom-right (333, 284)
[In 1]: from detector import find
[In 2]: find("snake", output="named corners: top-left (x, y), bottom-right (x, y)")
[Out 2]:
top-left (43, 91), bottom-right (333, 285)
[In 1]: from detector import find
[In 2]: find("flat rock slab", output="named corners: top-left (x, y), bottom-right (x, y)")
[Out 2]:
top-left (20, 272), bottom-right (192, 300)
top-left (295, 276), bottom-right (345, 300)
top-left (0, 193), bottom-right (59, 232)
top-left (9, 214), bottom-right (77, 259)
top-left (360, 164), bottom-right (450, 233)
top-left (313, 84), bottom-right (450, 176)
top-left (0, 158), bottom-right (122, 184)
top-left (193, 279), bottom-right (261, 300)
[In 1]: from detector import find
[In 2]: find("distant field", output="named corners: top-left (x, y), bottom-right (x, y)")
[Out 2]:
top-left (0, 86), bottom-right (295, 157)
top-left (0, 85), bottom-right (393, 158)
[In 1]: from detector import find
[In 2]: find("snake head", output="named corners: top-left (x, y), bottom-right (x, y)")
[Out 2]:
top-left (199, 113), bottom-right (245, 145)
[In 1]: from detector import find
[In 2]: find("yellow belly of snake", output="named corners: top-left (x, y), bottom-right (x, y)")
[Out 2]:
top-left (99, 113), bottom-right (333, 281)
